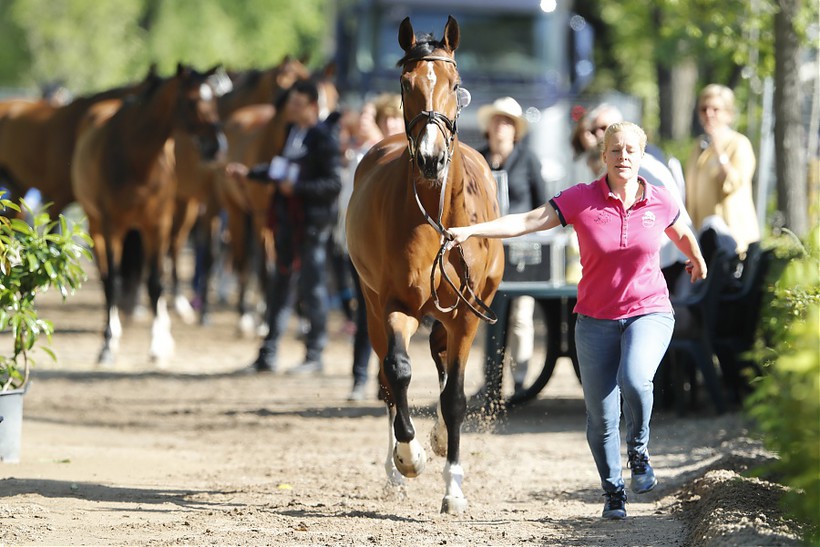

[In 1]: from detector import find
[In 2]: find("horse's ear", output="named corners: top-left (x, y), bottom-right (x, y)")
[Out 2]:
top-left (204, 63), bottom-right (221, 78)
top-left (398, 17), bottom-right (416, 52)
top-left (442, 15), bottom-right (460, 53)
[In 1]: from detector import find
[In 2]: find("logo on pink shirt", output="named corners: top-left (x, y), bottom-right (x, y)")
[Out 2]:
top-left (641, 211), bottom-right (656, 227)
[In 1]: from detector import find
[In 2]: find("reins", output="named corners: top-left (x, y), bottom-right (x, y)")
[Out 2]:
top-left (401, 54), bottom-right (497, 324)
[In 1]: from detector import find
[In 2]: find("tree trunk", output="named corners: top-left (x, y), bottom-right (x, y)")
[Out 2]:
top-left (774, 0), bottom-right (808, 237)
top-left (657, 56), bottom-right (698, 141)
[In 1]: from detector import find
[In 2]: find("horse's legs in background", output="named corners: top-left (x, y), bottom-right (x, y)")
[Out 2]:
top-left (428, 320), bottom-right (449, 457)
top-left (143, 231), bottom-right (175, 364)
top-left (193, 205), bottom-right (218, 325)
top-left (225, 205), bottom-right (257, 337)
top-left (382, 306), bottom-right (426, 479)
top-left (437, 317), bottom-right (481, 514)
top-left (169, 198), bottom-right (199, 324)
top-left (93, 223), bottom-right (122, 364)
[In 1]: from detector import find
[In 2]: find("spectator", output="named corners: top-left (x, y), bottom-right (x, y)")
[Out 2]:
top-left (445, 122), bottom-right (707, 520)
top-left (685, 84), bottom-right (759, 256)
top-left (372, 93), bottom-right (404, 138)
top-left (476, 96), bottom-right (546, 393)
top-left (226, 80), bottom-right (342, 374)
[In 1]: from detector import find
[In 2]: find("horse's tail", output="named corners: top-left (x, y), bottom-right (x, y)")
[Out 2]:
top-left (119, 229), bottom-right (144, 317)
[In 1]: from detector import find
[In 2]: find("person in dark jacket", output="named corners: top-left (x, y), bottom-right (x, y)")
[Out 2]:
top-left (227, 80), bottom-right (342, 374)
top-left (476, 96), bottom-right (547, 393)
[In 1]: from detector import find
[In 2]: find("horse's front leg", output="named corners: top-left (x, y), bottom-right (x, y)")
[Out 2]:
top-left (145, 242), bottom-right (175, 364)
top-left (383, 309), bottom-right (426, 479)
top-left (438, 317), bottom-right (480, 514)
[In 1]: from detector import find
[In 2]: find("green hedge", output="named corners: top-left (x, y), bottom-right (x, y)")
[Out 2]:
top-left (745, 226), bottom-right (820, 543)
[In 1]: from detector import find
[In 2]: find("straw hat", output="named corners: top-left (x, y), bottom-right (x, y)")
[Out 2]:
top-left (477, 96), bottom-right (528, 138)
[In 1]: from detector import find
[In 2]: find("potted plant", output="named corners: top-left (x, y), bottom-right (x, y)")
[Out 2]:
top-left (0, 196), bottom-right (91, 462)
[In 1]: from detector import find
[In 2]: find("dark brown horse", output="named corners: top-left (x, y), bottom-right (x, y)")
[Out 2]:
top-left (0, 67), bottom-right (158, 215)
top-left (346, 17), bottom-right (504, 513)
top-left (72, 64), bottom-right (224, 364)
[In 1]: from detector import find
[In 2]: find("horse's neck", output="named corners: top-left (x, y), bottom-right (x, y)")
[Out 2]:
top-left (124, 79), bottom-right (180, 155)
top-left (116, 78), bottom-right (181, 179)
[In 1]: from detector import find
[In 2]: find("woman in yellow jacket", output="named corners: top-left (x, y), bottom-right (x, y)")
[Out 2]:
top-left (685, 84), bottom-right (760, 256)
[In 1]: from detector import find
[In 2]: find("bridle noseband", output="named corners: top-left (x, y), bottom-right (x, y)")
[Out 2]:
top-left (400, 54), bottom-right (497, 324)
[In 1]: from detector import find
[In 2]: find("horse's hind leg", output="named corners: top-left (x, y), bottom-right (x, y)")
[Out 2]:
top-left (144, 236), bottom-right (175, 364)
top-left (428, 320), bottom-right (449, 457)
top-left (382, 307), bottom-right (426, 479)
top-left (95, 228), bottom-right (122, 365)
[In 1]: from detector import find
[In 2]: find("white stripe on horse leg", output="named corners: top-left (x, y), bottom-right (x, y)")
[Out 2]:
top-left (441, 461), bottom-right (468, 514)
top-left (149, 296), bottom-right (175, 364)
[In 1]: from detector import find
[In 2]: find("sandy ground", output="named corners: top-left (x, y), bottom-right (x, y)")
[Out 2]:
top-left (0, 258), bottom-right (806, 546)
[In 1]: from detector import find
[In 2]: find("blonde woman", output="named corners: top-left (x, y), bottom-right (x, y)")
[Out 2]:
top-left (446, 122), bottom-right (707, 520)
top-left (685, 84), bottom-right (760, 256)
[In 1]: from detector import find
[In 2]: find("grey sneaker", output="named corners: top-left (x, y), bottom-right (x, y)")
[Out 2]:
top-left (602, 490), bottom-right (627, 519)
top-left (347, 382), bottom-right (367, 401)
top-left (288, 359), bottom-right (323, 375)
top-left (628, 452), bottom-right (658, 494)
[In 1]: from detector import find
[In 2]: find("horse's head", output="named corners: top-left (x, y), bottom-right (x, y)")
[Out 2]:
top-left (397, 16), bottom-right (464, 182)
top-left (175, 63), bottom-right (227, 162)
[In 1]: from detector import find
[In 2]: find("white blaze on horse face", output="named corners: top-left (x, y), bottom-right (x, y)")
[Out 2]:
top-left (418, 61), bottom-right (441, 162)
top-left (199, 83), bottom-right (214, 102)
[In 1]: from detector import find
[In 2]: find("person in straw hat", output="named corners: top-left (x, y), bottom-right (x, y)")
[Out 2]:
top-left (475, 96), bottom-right (547, 395)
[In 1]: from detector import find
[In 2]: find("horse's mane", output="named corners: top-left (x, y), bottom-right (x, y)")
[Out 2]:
top-left (396, 34), bottom-right (445, 67)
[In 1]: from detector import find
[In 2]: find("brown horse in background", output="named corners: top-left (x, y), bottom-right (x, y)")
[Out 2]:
top-left (201, 62), bottom-right (338, 332)
top-left (72, 64), bottom-right (224, 364)
top-left (346, 17), bottom-right (503, 513)
top-left (0, 67), bottom-right (158, 215)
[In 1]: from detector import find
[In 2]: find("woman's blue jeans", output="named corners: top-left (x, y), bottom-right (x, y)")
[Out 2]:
top-left (575, 312), bottom-right (674, 493)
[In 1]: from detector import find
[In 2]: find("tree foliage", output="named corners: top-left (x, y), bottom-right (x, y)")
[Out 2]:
top-left (0, 0), bottom-right (329, 94)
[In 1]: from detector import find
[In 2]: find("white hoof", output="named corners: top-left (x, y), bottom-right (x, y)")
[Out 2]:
top-left (237, 313), bottom-right (257, 338)
top-left (149, 331), bottom-right (175, 363)
top-left (393, 440), bottom-right (426, 478)
top-left (440, 495), bottom-right (469, 514)
top-left (430, 423), bottom-right (448, 458)
top-left (174, 295), bottom-right (197, 325)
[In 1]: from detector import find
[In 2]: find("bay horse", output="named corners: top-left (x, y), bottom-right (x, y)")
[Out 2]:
top-left (71, 64), bottom-right (224, 364)
top-left (346, 16), bottom-right (504, 513)
top-left (0, 66), bottom-right (158, 215)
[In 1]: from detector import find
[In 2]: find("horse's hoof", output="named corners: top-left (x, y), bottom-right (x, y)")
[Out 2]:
top-left (97, 348), bottom-right (115, 365)
top-left (393, 440), bottom-right (426, 478)
top-left (174, 295), bottom-right (197, 325)
top-left (237, 314), bottom-right (257, 338)
top-left (199, 312), bottom-right (211, 327)
top-left (440, 495), bottom-right (469, 514)
top-left (430, 424), bottom-right (447, 458)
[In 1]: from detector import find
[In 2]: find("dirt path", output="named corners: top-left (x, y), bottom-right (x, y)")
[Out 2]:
top-left (0, 264), bottom-right (802, 545)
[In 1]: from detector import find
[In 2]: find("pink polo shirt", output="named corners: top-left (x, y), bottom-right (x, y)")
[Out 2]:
top-left (550, 176), bottom-right (680, 320)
